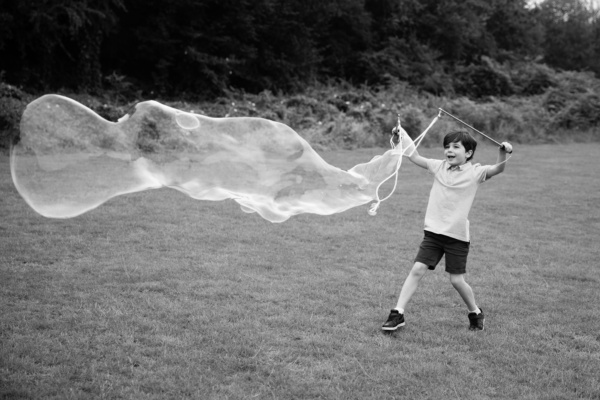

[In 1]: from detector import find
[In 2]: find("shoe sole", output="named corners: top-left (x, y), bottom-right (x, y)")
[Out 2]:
top-left (381, 322), bottom-right (405, 331)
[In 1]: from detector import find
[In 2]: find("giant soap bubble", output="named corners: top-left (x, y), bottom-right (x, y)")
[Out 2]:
top-left (11, 95), bottom-right (411, 222)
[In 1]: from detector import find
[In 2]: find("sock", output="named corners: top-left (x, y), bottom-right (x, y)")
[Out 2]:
top-left (469, 307), bottom-right (481, 315)
top-left (394, 308), bottom-right (405, 315)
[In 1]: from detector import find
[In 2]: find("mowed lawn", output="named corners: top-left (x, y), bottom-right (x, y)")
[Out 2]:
top-left (1, 143), bottom-right (599, 399)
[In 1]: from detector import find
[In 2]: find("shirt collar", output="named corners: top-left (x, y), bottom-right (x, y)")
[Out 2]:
top-left (447, 161), bottom-right (471, 171)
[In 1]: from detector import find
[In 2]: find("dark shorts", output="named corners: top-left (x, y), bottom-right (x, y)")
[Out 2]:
top-left (415, 231), bottom-right (470, 274)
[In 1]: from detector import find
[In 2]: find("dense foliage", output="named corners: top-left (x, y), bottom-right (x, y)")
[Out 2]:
top-left (2, 66), bottom-right (599, 150)
top-left (1, 0), bottom-right (599, 98)
top-left (1, 0), bottom-right (599, 150)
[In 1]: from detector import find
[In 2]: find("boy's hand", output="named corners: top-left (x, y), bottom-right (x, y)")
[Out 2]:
top-left (391, 126), bottom-right (401, 145)
top-left (392, 125), bottom-right (408, 139)
top-left (392, 126), bottom-right (417, 156)
top-left (500, 142), bottom-right (513, 154)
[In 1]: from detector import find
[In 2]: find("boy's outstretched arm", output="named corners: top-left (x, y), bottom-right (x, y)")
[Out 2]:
top-left (405, 148), bottom-right (429, 169)
top-left (486, 142), bottom-right (513, 179)
top-left (393, 126), bottom-right (429, 169)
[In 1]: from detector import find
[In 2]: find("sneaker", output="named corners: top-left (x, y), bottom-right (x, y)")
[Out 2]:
top-left (382, 309), bottom-right (405, 331)
top-left (468, 308), bottom-right (485, 331)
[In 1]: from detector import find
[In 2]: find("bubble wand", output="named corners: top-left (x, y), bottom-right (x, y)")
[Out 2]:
top-left (438, 108), bottom-right (512, 153)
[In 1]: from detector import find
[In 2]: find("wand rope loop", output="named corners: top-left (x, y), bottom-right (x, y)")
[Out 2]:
top-left (369, 114), bottom-right (439, 216)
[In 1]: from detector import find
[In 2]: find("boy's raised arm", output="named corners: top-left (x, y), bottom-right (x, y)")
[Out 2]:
top-left (485, 142), bottom-right (513, 179)
top-left (406, 148), bottom-right (429, 169)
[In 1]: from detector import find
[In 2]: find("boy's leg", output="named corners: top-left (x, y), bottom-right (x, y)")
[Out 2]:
top-left (449, 273), bottom-right (477, 311)
top-left (395, 262), bottom-right (430, 311)
top-left (383, 232), bottom-right (443, 331)
top-left (382, 262), bottom-right (429, 331)
top-left (449, 273), bottom-right (484, 330)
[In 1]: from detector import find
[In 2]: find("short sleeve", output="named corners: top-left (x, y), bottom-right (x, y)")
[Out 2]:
top-left (426, 159), bottom-right (444, 175)
top-left (472, 163), bottom-right (489, 183)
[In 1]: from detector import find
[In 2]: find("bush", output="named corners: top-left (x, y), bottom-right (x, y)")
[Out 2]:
top-left (544, 71), bottom-right (600, 131)
top-left (509, 62), bottom-right (557, 96)
top-left (454, 57), bottom-right (517, 98)
top-left (0, 82), bottom-right (32, 149)
top-left (552, 93), bottom-right (600, 130)
top-left (2, 65), bottom-right (599, 155)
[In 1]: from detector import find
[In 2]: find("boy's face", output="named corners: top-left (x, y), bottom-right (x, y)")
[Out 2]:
top-left (444, 140), bottom-right (473, 166)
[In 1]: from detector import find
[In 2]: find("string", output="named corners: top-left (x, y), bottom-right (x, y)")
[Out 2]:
top-left (368, 115), bottom-right (440, 216)
top-left (491, 153), bottom-right (512, 168)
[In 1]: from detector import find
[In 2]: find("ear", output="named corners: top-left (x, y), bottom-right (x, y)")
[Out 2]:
top-left (466, 149), bottom-right (473, 159)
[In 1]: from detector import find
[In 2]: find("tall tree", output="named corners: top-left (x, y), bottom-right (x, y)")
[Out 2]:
top-left (105, 0), bottom-right (260, 97)
top-left (416, 0), bottom-right (495, 64)
top-left (537, 0), bottom-right (599, 73)
top-left (486, 0), bottom-right (544, 58)
top-left (309, 0), bottom-right (372, 82)
top-left (0, 0), bottom-right (124, 91)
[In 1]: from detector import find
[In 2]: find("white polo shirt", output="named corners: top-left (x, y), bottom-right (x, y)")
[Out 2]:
top-left (423, 159), bottom-right (489, 242)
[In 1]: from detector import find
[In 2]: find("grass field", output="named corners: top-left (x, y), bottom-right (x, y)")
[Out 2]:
top-left (1, 143), bottom-right (599, 399)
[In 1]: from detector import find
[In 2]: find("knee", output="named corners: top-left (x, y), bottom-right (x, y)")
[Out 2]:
top-left (410, 262), bottom-right (429, 278)
top-left (449, 273), bottom-right (465, 287)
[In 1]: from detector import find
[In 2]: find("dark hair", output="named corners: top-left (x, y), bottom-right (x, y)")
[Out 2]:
top-left (443, 130), bottom-right (477, 161)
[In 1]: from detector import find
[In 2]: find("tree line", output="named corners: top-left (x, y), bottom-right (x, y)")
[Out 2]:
top-left (1, 0), bottom-right (599, 99)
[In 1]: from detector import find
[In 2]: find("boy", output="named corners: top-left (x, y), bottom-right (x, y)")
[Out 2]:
top-left (382, 127), bottom-right (512, 331)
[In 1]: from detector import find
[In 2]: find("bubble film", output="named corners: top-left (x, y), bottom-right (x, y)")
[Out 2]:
top-left (11, 95), bottom-right (404, 222)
